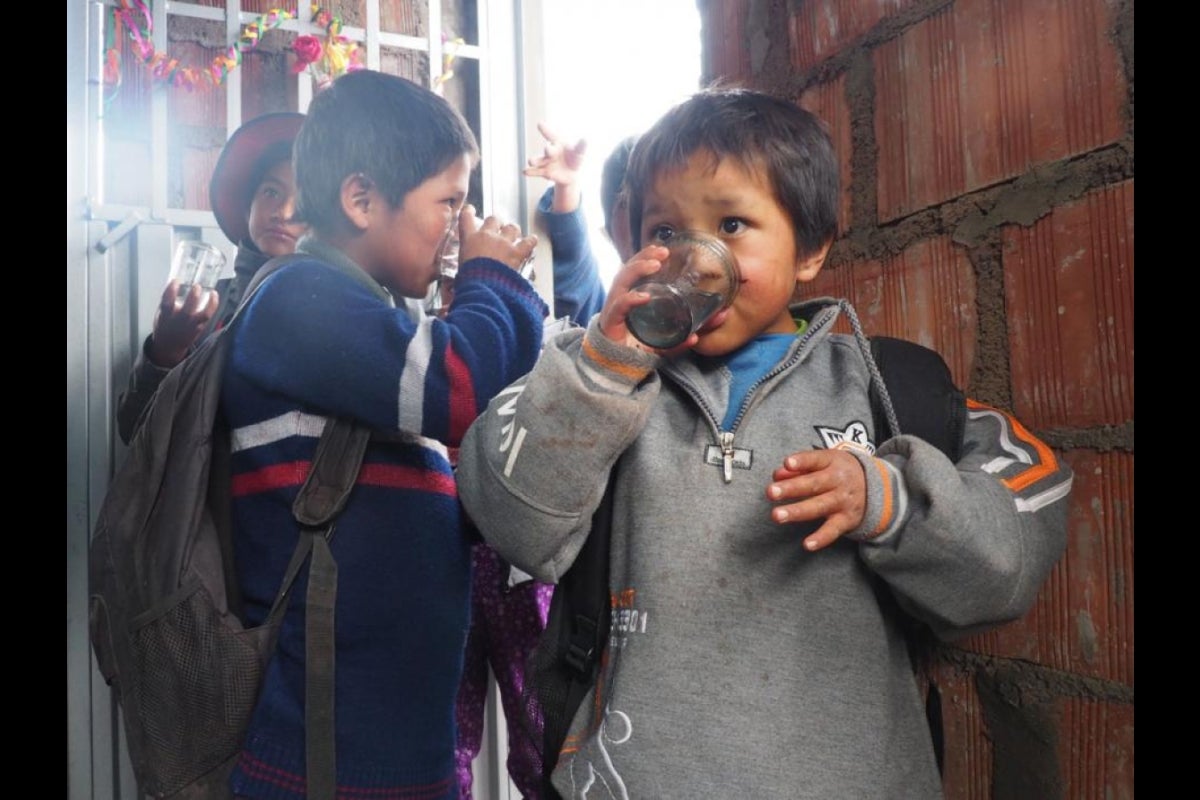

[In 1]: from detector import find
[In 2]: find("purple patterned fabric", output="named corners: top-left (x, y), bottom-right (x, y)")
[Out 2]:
top-left (455, 542), bottom-right (554, 799)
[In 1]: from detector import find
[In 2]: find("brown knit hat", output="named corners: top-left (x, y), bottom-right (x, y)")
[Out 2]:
top-left (209, 112), bottom-right (305, 245)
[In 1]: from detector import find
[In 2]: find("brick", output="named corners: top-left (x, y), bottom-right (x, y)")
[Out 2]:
top-left (800, 236), bottom-right (977, 387)
top-left (1057, 697), bottom-right (1134, 800)
top-left (381, 0), bottom-right (424, 36)
top-left (381, 45), bottom-right (429, 86)
top-left (875, 0), bottom-right (1127, 221)
top-left (181, 146), bottom-right (222, 211)
top-left (798, 76), bottom-right (853, 237)
top-left (962, 449), bottom-right (1133, 686)
top-left (789, 0), bottom-right (912, 70)
top-left (240, 46), bottom-right (298, 120)
top-left (927, 662), bottom-right (992, 799)
top-left (325, 1), bottom-right (367, 29)
top-left (167, 40), bottom-right (228, 128)
top-left (1002, 180), bottom-right (1134, 428)
top-left (704, 0), bottom-right (750, 81)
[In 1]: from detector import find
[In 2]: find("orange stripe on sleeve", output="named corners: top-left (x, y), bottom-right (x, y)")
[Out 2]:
top-left (966, 399), bottom-right (1060, 492)
top-left (869, 457), bottom-right (894, 537)
top-left (581, 335), bottom-right (652, 383)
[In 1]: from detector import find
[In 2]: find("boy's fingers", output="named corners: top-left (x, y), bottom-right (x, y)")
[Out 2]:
top-left (457, 204), bottom-right (478, 236)
top-left (159, 280), bottom-right (181, 313)
top-left (802, 520), bottom-right (846, 552)
top-left (610, 247), bottom-right (669, 294)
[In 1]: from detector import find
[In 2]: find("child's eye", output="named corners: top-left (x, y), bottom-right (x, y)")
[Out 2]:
top-left (719, 218), bottom-right (747, 235)
top-left (649, 225), bottom-right (676, 243)
top-left (261, 187), bottom-right (280, 199)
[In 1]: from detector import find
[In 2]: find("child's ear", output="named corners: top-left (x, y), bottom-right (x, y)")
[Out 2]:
top-left (795, 237), bottom-right (833, 284)
top-left (339, 173), bottom-right (375, 231)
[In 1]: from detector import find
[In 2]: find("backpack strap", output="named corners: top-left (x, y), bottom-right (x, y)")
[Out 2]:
top-left (540, 471), bottom-right (616, 796)
top-left (865, 335), bottom-right (966, 779)
top-left (212, 253), bottom-right (313, 620)
top-left (868, 336), bottom-right (966, 461)
top-left (293, 417), bottom-right (370, 800)
top-left (221, 256), bottom-right (368, 800)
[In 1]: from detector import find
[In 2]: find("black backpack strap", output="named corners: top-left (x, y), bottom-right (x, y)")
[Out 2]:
top-left (868, 336), bottom-right (966, 461)
top-left (866, 335), bottom-right (966, 779)
top-left (213, 253), bottom-right (311, 620)
top-left (540, 471), bottom-right (616, 795)
top-left (291, 417), bottom-right (370, 800)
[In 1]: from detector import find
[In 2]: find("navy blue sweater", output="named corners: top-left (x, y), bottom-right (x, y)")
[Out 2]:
top-left (222, 242), bottom-right (546, 799)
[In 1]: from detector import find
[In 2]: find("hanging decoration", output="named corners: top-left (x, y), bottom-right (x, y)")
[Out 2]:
top-left (290, 5), bottom-right (365, 89)
top-left (105, 1), bottom-right (294, 92)
top-left (432, 32), bottom-right (466, 96)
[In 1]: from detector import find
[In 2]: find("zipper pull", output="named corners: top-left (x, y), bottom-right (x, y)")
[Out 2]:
top-left (719, 431), bottom-right (736, 484)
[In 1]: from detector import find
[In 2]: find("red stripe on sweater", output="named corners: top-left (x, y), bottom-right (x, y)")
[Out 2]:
top-left (444, 343), bottom-right (477, 443)
top-left (231, 461), bottom-right (311, 496)
top-left (358, 463), bottom-right (457, 497)
top-left (231, 462), bottom-right (456, 498)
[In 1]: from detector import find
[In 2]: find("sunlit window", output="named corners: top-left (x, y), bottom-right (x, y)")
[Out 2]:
top-left (539, 0), bottom-right (703, 288)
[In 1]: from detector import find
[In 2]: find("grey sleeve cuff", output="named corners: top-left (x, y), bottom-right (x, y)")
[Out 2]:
top-left (840, 444), bottom-right (910, 544)
top-left (579, 315), bottom-right (661, 392)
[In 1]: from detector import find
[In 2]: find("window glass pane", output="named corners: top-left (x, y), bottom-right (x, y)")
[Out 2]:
top-left (443, 0), bottom-right (477, 47)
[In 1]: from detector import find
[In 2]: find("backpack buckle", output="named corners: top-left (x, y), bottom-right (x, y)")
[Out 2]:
top-left (564, 614), bottom-right (598, 674)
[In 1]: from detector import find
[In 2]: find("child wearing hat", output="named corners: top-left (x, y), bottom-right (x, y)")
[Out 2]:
top-left (115, 112), bottom-right (308, 444)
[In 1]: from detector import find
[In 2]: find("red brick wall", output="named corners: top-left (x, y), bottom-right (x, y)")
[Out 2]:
top-left (699, 0), bottom-right (1134, 797)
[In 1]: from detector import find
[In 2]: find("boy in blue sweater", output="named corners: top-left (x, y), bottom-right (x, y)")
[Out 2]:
top-left (456, 87), bottom-right (1072, 797)
top-left (221, 70), bottom-right (547, 800)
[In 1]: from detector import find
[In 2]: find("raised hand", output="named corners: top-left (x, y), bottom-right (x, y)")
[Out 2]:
top-left (523, 122), bottom-right (587, 213)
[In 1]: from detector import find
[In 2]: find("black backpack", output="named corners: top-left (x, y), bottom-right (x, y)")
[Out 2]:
top-left (88, 256), bottom-right (367, 800)
top-left (526, 335), bottom-right (967, 796)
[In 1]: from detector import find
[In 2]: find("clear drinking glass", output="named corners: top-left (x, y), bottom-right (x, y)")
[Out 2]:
top-left (169, 240), bottom-right (227, 310)
top-left (425, 211), bottom-right (538, 317)
top-left (625, 230), bottom-right (740, 350)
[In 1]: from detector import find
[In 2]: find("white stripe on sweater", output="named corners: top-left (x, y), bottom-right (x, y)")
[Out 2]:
top-left (230, 409), bottom-right (449, 461)
top-left (231, 411), bottom-right (327, 452)
top-left (398, 322), bottom-right (435, 432)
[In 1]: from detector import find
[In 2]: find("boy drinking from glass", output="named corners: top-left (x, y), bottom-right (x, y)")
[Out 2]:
top-left (456, 87), bottom-right (1072, 798)
top-left (222, 70), bottom-right (546, 800)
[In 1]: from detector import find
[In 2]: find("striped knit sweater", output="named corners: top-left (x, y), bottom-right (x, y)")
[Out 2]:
top-left (221, 239), bottom-right (547, 800)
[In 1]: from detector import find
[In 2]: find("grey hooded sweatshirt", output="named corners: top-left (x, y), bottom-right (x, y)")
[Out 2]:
top-left (456, 298), bottom-right (1072, 800)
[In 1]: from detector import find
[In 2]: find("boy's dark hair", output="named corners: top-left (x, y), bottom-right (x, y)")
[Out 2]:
top-left (600, 135), bottom-right (638, 241)
top-left (625, 87), bottom-right (839, 256)
top-left (294, 70), bottom-right (480, 234)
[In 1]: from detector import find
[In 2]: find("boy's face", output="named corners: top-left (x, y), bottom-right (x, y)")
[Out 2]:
top-left (638, 150), bottom-right (829, 357)
top-left (367, 154), bottom-right (472, 298)
top-left (248, 160), bottom-right (307, 258)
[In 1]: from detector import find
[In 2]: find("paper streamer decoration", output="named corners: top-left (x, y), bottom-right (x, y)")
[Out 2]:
top-left (291, 5), bottom-right (365, 89)
top-left (106, 1), bottom-right (294, 92)
top-left (432, 34), bottom-right (466, 95)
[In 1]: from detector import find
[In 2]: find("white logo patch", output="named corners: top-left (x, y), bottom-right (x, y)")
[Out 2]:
top-left (815, 421), bottom-right (876, 454)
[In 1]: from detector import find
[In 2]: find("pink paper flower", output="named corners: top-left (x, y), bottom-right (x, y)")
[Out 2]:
top-left (292, 35), bottom-right (323, 72)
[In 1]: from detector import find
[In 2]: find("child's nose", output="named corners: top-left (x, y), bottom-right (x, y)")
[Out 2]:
top-left (278, 194), bottom-right (297, 221)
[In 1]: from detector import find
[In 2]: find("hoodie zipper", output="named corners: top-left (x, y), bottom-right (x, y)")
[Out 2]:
top-left (664, 305), bottom-right (838, 484)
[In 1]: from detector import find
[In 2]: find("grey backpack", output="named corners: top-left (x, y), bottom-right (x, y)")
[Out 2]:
top-left (88, 256), bottom-right (364, 799)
